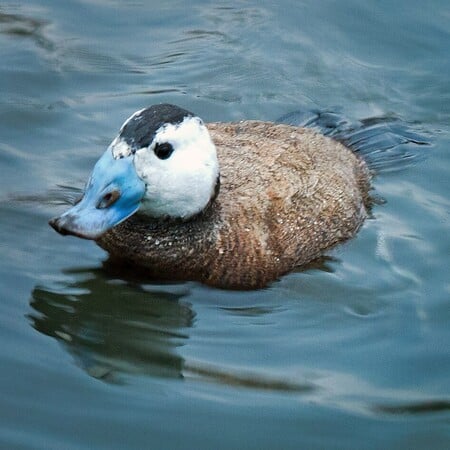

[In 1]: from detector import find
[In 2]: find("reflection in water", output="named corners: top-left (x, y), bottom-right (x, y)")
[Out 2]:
top-left (29, 267), bottom-right (193, 383)
top-left (28, 259), bottom-right (447, 409)
top-left (28, 264), bottom-right (318, 393)
top-left (374, 400), bottom-right (450, 415)
top-left (0, 10), bottom-right (55, 52)
top-left (184, 362), bottom-right (315, 393)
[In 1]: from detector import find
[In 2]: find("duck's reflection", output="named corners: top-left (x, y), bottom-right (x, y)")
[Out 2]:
top-left (29, 264), bottom-right (449, 413)
top-left (29, 261), bottom-right (318, 393)
top-left (29, 264), bottom-right (194, 383)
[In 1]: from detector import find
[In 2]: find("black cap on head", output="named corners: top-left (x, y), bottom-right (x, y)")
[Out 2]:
top-left (119, 104), bottom-right (194, 151)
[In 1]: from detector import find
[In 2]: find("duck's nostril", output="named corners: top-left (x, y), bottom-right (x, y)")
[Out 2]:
top-left (97, 189), bottom-right (120, 209)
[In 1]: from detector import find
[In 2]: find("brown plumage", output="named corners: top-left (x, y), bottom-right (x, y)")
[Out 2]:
top-left (96, 120), bottom-right (371, 289)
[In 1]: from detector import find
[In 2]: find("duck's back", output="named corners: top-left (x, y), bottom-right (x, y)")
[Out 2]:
top-left (97, 121), bottom-right (371, 289)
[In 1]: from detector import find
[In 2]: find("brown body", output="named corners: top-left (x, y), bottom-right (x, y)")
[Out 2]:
top-left (97, 121), bottom-right (371, 289)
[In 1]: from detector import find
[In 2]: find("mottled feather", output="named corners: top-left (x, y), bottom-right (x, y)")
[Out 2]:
top-left (97, 121), bottom-right (371, 289)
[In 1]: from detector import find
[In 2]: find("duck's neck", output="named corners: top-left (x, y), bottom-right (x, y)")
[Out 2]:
top-left (137, 173), bottom-right (221, 222)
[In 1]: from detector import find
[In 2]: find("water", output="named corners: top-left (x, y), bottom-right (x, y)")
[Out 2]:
top-left (1, 1), bottom-right (449, 448)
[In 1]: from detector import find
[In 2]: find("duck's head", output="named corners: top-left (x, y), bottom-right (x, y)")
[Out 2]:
top-left (49, 104), bottom-right (220, 240)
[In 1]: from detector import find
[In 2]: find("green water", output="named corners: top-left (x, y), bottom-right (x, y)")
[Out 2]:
top-left (0, 1), bottom-right (449, 449)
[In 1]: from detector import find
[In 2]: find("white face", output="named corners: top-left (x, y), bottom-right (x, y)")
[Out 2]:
top-left (112, 116), bottom-right (219, 220)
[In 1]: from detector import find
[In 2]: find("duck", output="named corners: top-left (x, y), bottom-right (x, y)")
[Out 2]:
top-left (49, 104), bottom-right (371, 289)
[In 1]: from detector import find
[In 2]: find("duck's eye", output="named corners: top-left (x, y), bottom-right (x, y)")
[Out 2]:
top-left (154, 142), bottom-right (174, 160)
top-left (97, 189), bottom-right (120, 209)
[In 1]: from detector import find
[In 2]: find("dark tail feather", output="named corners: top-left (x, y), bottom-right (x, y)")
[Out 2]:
top-left (277, 109), bottom-right (431, 173)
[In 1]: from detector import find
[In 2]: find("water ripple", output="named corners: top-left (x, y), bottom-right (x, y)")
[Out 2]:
top-left (374, 400), bottom-right (450, 416)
